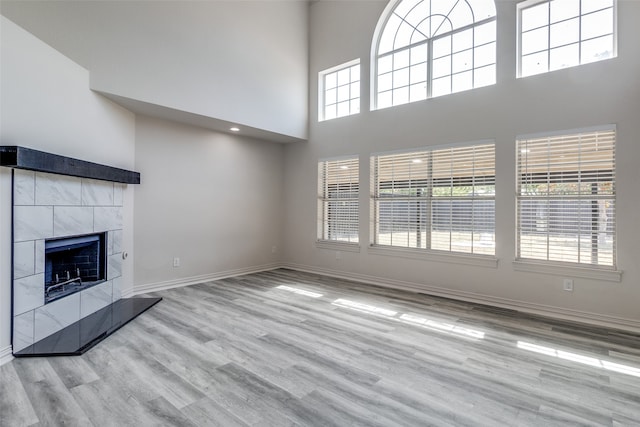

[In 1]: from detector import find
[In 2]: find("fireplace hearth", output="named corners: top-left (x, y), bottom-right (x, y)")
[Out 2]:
top-left (44, 233), bottom-right (107, 303)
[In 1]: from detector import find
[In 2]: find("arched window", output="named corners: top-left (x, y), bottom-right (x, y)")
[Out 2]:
top-left (372, 0), bottom-right (497, 109)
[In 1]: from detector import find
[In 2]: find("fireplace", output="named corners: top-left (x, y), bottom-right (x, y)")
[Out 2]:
top-left (44, 233), bottom-right (107, 303)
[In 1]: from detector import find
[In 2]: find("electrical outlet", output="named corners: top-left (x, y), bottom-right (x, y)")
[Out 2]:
top-left (563, 278), bottom-right (573, 292)
top-left (173, 257), bottom-right (180, 268)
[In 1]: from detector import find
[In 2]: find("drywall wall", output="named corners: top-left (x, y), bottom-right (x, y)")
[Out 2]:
top-left (282, 0), bottom-right (640, 329)
top-left (133, 115), bottom-right (284, 290)
top-left (0, 16), bottom-right (136, 356)
top-left (1, 1), bottom-right (309, 140)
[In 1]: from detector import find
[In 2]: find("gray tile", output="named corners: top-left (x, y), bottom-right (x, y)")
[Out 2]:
top-left (13, 240), bottom-right (35, 279)
top-left (14, 274), bottom-right (45, 315)
top-left (34, 172), bottom-right (82, 206)
top-left (13, 310), bottom-right (35, 353)
top-left (13, 206), bottom-right (53, 242)
top-left (94, 206), bottom-right (122, 231)
top-left (114, 184), bottom-right (124, 206)
top-left (81, 178), bottom-right (114, 206)
top-left (53, 206), bottom-right (94, 237)
top-left (80, 280), bottom-right (113, 318)
top-left (34, 293), bottom-right (80, 341)
top-left (108, 253), bottom-right (122, 280)
top-left (13, 169), bottom-right (35, 205)
top-left (34, 239), bottom-right (45, 274)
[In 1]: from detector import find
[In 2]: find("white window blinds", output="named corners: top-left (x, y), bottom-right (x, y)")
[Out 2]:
top-left (516, 127), bottom-right (616, 267)
top-left (318, 158), bottom-right (359, 243)
top-left (371, 143), bottom-right (495, 255)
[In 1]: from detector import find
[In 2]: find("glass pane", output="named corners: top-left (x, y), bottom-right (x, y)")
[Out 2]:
top-left (378, 90), bottom-right (393, 109)
top-left (432, 76), bottom-right (451, 97)
top-left (452, 70), bottom-right (473, 93)
top-left (378, 72), bottom-right (392, 92)
top-left (474, 64), bottom-right (496, 87)
top-left (550, 0), bottom-right (579, 23)
top-left (433, 35), bottom-right (452, 58)
top-left (325, 72), bottom-right (337, 89)
top-left (325, 88), bottom-right (336, 104)
top-left (581, 0), bottom-right (613, 15)
top-left (521, 2), bottom-right (549, 32)
top-left (581, 8), bottom-right (613, 40)
top-left (550, 43), bottom-right (579, 70)
top-left (410, 83), bottom-right (427, 102)
top-left (522, 26), bottom-right (549, 55)
top-left (447, 1), bottom-right (474, 29)
top-left (432, 55), bottom-right (452, 79)
top-left (336, 101), bottom-right (350, 118)
top-left (393, 67), bottom-right (410, 88)
top-left (410, 44), bottom-right (428, 65)
top-left (581, 35), bottom-right (614, 63)
top-left (337, 68), bottom-right (350, 86)
top-left (378, 14), bottom-right (402, 54)
top-left (467, 0), bottom-right (497, 20)
top-left (409, 63), bottom-right (427, 84)
top-left (325, 104), bottom-right (337, 120)
top-left (550, 18), bottom-right (579, 48)
top-left (394, 49), bottom-right (410, 69)
top-left (452, 50), bottom-right (473, 73)
top-left (475, 21), bottom-right (496, 46)
top-left (395, 21), bottom-right (415, 50)
top-left (393, 86), bottom-right (410, 106)
top-left (350, 64), bottom-right (360, 82)
top-left (378, 55), bottom-right (393, 74)
top-left (474, 42), bottom-right (496, 68)
top-left (350, 98), bottom-right (360, 114)
top-left (337, 85), bottom-right (350, 102)
top-left (350, 82), bottom-right (360, 99)
top-left (453, 29), bottom-right (473, 53)
top-left (521, 51), bottom-right (549, 77)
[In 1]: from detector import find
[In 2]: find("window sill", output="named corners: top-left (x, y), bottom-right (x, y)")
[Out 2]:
top-left (368, 245), bottom-right (498, 268)
top-left (512, 260), bottom-right (622, 282)
top-left (316, 240), bottom-right (361, 253)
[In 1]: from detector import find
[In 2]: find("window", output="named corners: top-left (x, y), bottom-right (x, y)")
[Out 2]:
top-left (373, 0), bottom-right (496, 109)
top-left (518, 0), bottom-right (616, 77)
top-left (318, 157), bottom-right (359, 243)
top-left (516, 127), bottom-right (616, 267)
top-left (319, 60), bottom-right (360, 121)
top-left (371, 142), bottom-right (495, 255)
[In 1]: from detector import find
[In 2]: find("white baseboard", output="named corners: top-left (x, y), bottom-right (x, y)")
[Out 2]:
top-left (132, 263), bottom-right (282, 295)
top-left (282, 262), bottom-right (640, 335)
top-left (0, 345), bottom-right (13, 366)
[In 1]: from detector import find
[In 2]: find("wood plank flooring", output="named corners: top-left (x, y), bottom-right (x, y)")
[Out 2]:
top-left (2, 268), bottom-right (640, 426)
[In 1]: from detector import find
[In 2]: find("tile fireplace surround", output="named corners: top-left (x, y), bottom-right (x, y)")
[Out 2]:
top-left (1, 146), bottom-right (159, 356)
top-left (12, 170), bottom-right (126, 352)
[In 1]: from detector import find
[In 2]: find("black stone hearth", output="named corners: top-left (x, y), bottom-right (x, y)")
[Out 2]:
top-left (13, 297), bottom-right (162, 357)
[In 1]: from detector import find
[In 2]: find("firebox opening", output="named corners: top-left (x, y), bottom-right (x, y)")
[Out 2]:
top-left (44, 232), bottom-right (107, 303)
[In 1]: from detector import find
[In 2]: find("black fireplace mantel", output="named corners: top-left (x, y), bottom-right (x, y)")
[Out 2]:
top-left (0, 146), bottom-right (140, 184)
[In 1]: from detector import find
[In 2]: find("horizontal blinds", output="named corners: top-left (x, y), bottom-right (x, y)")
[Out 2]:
top-left (318, 158), bottom-right (359, 243)
top-left (516, 129), bottom-right (616, 267)
top-left (372, 143), bottom-right (495, 255)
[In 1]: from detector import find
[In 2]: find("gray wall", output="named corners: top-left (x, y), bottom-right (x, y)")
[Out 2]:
top-left (282, 0), bottom-right (640, 328)
top-left (133, 115), bottom-right (284, 289)
top-left (1, 0), bottom-right (309, 140)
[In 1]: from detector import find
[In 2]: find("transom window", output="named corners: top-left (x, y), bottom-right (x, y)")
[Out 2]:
top-left (518, 0), bottom-right (616, 77)
top-left (318, 157), bottom-right (359, 243)
top-left (516, 127), bottom-right (616, 267)
top-left (319, 60), bottom-right (361, 121)
top-left (373, 0), bottom-right (496, 109)
top-left (371, 142), bottom-right (495, 255)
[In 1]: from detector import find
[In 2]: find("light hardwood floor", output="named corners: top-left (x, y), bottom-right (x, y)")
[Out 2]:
top-left (2, 269), bottom-right (640, 426)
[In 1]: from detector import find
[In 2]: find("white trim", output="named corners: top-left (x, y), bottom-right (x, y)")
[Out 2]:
top-left (369, 245), bottom-right (498, 268)
top-left (132, 263), bottom-right (281, 295)
top-left (0, 345), bottom-right (13, 366)
top-left (318, 59), bottom-right (360, 122)
top-left (516, 124), bottom-right (616, 141)
top-left (316, 240), bottom-right (361, 253)
top-left (512, 260), bottom-right (622, 282)
top-left (370, 139), bottom-right (495, 158)
top-left (317, 154), bottom-right (360, 163)
top-left (281, 262), bottom-right (640, 335)
top-left (370, 0), bottom-right (401, 111)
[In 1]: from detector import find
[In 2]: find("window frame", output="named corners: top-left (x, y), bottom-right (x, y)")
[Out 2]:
top-left (370, 0), bottom-right (497, 111)
top-left (516, 0), bottom-right (618, 78)
top-left (515, 125), bottom-right (617, 270)
top-left (317, 156), bottom-right (360, 246)
top-left (370, 141), bottom-right (496, 257)
top-left (318, 59), bottom-right (361, 122)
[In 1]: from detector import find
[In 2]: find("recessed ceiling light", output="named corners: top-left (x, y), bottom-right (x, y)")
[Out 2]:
top-left (230, 127), bottom-right (240, 132)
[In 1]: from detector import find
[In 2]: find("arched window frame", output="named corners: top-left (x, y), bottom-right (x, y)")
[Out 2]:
top-left (371, 0), bottom-right (497, 110)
